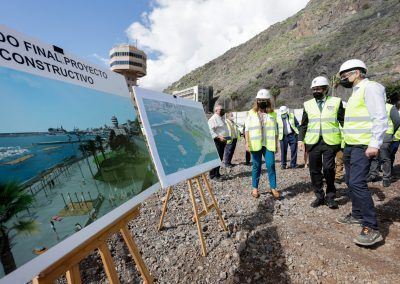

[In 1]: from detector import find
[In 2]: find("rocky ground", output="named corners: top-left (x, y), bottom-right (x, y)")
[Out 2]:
top-left (75, 139), bottom-right (400, 283)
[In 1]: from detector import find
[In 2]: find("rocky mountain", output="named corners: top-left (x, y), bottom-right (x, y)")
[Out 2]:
top-left (164, 0), bottom-right (400, 110)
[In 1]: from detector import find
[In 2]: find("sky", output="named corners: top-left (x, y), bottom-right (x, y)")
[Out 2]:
top-left (0, 66), bottom-right (136, 133)
top-left (1, 0), bottom-right (309, 91)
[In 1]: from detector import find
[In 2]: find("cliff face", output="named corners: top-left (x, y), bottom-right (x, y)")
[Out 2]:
top-left (164, 0), bottom-right (400, 109)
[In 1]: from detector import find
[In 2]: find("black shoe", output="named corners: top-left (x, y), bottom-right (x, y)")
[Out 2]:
top-left (281, 165), bottom-right (287, 170)
top-left (367, 176), bottom-right (378, 183)
top-left (310, 198), bottom-right (325, 208)
top-left (383, 179), bottom-right (390, 187)
top-left (288, 165), bottom-right (298, 169)
top-left (326, 198), bottom-right (338, 209)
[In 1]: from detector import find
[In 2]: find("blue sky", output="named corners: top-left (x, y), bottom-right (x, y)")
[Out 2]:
top-left (0, 1), bottom-right (309, 90)
top-left (0, 66), bottom-right (136, 133)
top-left (0, 0), bottom-right (153, 65)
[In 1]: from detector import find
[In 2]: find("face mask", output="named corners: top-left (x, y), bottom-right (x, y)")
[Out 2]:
top-left (313, 91), bottom-right (325, 100)
top-left (258, 102), bottom-right (267, 109)
top-left (340, 77), bottom-right (353, 88)
top-left (281, 114), bottom-right (288, 119)
top-left (219, 110), bottom-right (225, 116)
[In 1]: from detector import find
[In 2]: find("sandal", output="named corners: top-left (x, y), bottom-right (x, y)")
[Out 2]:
top-left (271, 189), bottom-right (280, 199)
top-left (251, 190), bottom-right (260, 199)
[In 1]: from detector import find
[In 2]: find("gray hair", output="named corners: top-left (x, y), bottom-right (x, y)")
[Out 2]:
top-left (214, 104), bottom-right (223, 112)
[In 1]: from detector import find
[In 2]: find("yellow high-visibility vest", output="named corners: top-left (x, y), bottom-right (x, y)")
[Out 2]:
top-left (303, 96), bottom-right (342, 145)
top-left (395, 110), bottom-right (400, 141)
top-left (277, 113), bottom-right (299, 140)
top-left (245, 109), bottom-right (277, 152)
top-left (343, 80), bottom-right (380, 145)
top-left (226, 119), bottom-right (240, 144)
top-left (385, 103), bottom-right (394, 135)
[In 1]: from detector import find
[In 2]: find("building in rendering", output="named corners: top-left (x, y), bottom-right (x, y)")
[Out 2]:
top-left (172, 85), bottom-right (214, 112)
top-left (109, 44), bottom-right (147, 88)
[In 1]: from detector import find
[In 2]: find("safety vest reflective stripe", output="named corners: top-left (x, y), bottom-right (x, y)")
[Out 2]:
top-left (303, 96), bottom-right (342, 145)
top-left (246, 109), bottom-right (277, 152)
top-left (344, 116), bottom-right (371, 122)
top-left (343, 80), bottom-right (377, 145)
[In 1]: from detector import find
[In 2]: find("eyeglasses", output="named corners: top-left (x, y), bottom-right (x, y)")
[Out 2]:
top-left (340, 70), bottom-right (356, 80)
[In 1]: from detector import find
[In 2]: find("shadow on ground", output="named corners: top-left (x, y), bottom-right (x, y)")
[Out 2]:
top-left (232, 198), bottom-right (290, 283)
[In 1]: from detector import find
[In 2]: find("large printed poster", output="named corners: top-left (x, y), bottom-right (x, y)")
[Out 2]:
top-left (0, 25), bottom-right (158, 282)
top-left (133, 87), bottom-right (220, 188)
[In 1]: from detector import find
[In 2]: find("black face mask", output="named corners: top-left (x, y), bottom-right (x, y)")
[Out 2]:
top-left (258, 102), bottom-right (268, 109)
top-left (340, 77), bottom-right (353, 88)
top-left (219, 110), bottom-right (225, 116)
top-left (313, 91), bottom-right (325, 100)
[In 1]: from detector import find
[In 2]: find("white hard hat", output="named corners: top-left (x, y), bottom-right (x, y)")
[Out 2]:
top-left (310, 76), bottom-right (330, 89)
top-left (279, 106), bottom-right (288, 114)
top-left (256, 89), bottom-right (272, 99)
top-left (339, 59), bottom-right (367, 74)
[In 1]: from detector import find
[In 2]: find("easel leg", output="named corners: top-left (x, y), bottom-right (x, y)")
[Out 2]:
top-left (65, 264), bottom-right (82, 284)
top-left (188, 179), bottom-right (207, 256)
top-left (202, 174), bottom-right (228, 231)
top-left (120, 224), bottom-right (153, 284)
top-left (158, 186), bottom-right (172, 230)
top-left (98, 243), bottom-right (121, 284)
top-left (195, 176), bottom-right (209, 213)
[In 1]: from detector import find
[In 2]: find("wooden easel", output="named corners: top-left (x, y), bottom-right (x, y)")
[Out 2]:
top-left (158, 173), bottom-right (228, 256)
top-left (32, 205), bottom-right (153, 284)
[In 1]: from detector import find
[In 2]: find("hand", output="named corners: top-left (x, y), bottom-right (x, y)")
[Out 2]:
top-left (218, 135), bottom-right (226, 142)
top-left (365, 147), bottom-right (379, 159)
top-left (275, 145), bottom-right (280, 154)
top-left (245, 143), bottom-right (250, 152)
top-left (298, 141), bottom-right (305, 152)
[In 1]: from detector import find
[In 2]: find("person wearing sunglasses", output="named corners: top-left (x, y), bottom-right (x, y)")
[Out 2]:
top-left (336, 59), bottom-right (387, 247)
top-left (244, 89), bottom-right (280, 199)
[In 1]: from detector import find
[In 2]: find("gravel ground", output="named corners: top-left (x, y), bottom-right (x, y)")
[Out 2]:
top-left (75, 139), bottom-right (400, 283)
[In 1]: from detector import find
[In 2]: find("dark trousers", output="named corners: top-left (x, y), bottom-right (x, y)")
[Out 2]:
top-left (223, 138), bottom-right (237, 165)
top-left (210, 138), bottom-right (226, 178)
top-left (344, 145), bottom-right (378, 230)
top-left (390, 141), bottom-right (399, 170)
top-left (307, 139), bottom-right (339, 200)
top-left (369, 142), bottom-right (391, 181)
top-left (280, 133), bottom-right (298, 167)
top-left (245, 150), bottom-right (251, 164)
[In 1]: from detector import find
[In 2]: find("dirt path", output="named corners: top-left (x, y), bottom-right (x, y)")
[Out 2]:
top-left (77, 139), bottom-right (400, 283)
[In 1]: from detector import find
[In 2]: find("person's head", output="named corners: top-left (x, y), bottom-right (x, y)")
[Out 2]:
top-left (310, 76), bottom-right (329, 100)
top-left (396, 100), bottom-right (400, 110)
top-left (226, 112), bottom-right (234, 121)
top-left (253, 89), bottom-right (273, 113)
top-left (214, 104), bottom-right (225, 116)
top-left (279, 106), bottom-right (289, 118)
top-left (339, 59), bottom-right (367, 88)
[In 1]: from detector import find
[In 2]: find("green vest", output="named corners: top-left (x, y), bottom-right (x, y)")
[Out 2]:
top-left (303, 96), bottom-right (342, 145)
top-left (226, 119), bottom-right (240, 144)
top-left (277, 113), bottom-right (299, 140)
top-left (385, 103), bottom-right (394, 135)
top-left (246, 109), bottom-right (277, 152)
top-left (343, 80), bottom-right (378, 145)
top-left (395, 110), bottom-right (400, 141)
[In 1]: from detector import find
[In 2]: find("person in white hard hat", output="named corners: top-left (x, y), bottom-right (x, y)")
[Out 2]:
top-left (277, 105), bottom-right (300, 169)
top-left (335, 59), bottom-right (388, 247)
top-left (298, 76), bottom-right (344, 209)
top-left (208, 103), bottom-right (229, 180)
top-left (244, 89), bottom-right (280, 199)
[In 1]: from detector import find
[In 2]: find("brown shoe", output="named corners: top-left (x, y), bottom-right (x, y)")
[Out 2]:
top-left (271, 189), bottom-right (280, 199)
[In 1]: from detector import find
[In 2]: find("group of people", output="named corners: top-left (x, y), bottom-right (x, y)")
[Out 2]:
top-left (208, 58), bottom-right (400, 247)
